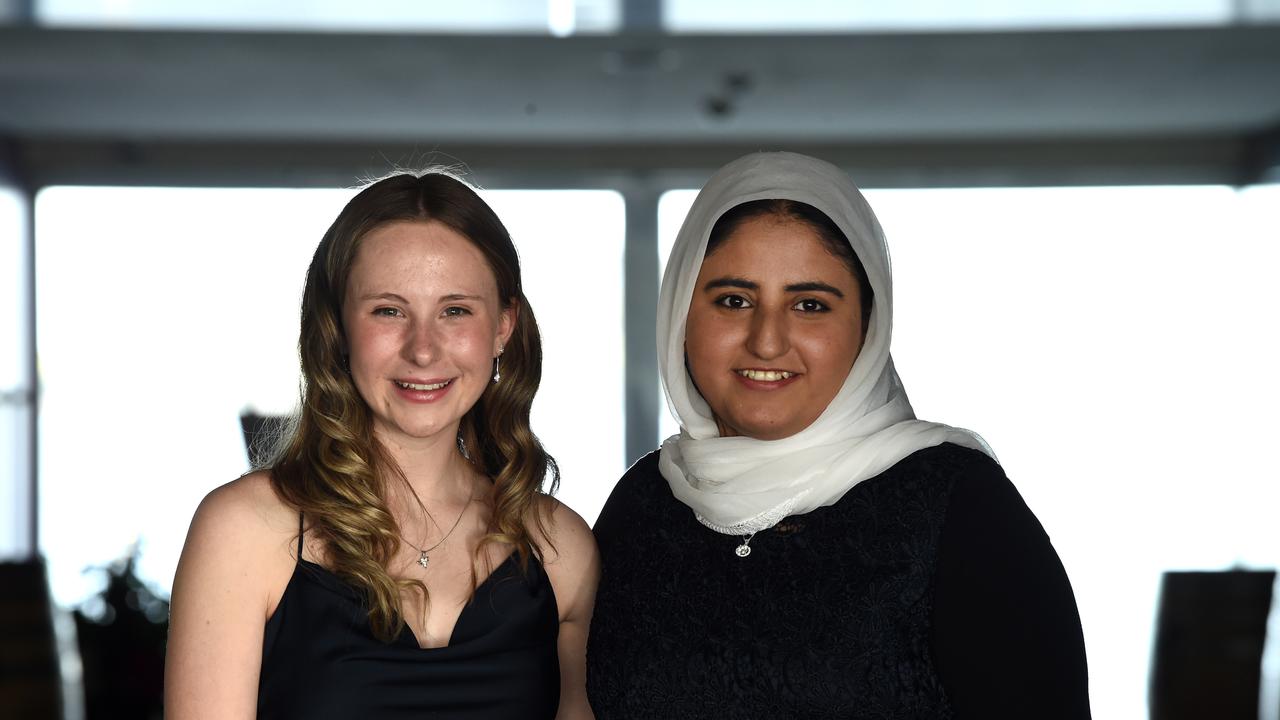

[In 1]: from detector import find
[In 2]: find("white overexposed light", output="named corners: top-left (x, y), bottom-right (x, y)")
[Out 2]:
top-left (547, 0), bottom-right (576, 36)
top-left (664, 0), bottom-right (1234, 32)
top-left (39, 0), bottom-right (621, 32)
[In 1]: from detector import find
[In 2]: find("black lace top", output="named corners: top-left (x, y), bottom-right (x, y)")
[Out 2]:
top-left (587, 443), bottom-right (1090, 719)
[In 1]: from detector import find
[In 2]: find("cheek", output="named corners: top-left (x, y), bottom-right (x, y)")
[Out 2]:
top-left (453, 322), bottom-right (500, 361)
top-left (798, 328), bottom-right (860, 381)
top-left (344, 320), bottom-right (401, 372)
top-left (683, 313), bottom-right (736, 381)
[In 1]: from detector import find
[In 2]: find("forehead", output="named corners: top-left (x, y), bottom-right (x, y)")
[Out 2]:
top-left (698, 216), bottom-right (856, 283)
top-left (348, 220), bottom-right (497, 295)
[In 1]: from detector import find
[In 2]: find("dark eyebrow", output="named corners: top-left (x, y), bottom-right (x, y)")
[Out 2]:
top-left (440, 293), bottom-right (483, 302)
top-left (785, 281), bottom-right (845, 298)
top-left (701, 277), bottom-right (845, 299)
top-left (702, 277), bottom-right (758, 292)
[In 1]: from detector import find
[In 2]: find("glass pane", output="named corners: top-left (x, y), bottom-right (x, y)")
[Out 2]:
top-left (35, 185), bottom-right (624, 607)
top-left (0, 186), bottom-right (31, 560)
top-left (656, 183), bottom-right (1280, 720)
top-left (38, 0), bottom-right (620, 34)
top-left (483, 190), bottom-right (626, 530)
top-left (666, 0), bottom-right (1234, 32)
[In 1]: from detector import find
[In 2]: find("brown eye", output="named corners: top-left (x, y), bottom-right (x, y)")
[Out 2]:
top-left (716, 294), bottom-right (751, 309)
top-left (793, 298), bottom-right (829, 313)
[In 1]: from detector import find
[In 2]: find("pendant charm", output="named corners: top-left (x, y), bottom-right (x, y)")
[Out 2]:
top-left (418, 552), bottom-right (430, 569)
top-left (734, 543), bottom-right (751, 558)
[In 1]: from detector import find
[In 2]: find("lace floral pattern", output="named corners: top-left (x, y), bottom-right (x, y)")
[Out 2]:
top-left (587, 444), bottom-right (977, 719)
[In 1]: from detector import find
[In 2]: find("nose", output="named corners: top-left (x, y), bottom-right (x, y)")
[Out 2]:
top-left (402, 321), bottom-right (438, 366)
top-left (746, 306), bottom-right (789, 360)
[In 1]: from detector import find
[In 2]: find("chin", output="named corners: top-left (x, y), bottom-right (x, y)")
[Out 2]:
top-left (747, 427), bottom-right (799, 441)
top-left (378, 415), bottom-right (458, 442)
top-left (725, 415), bottom-right (803, 441)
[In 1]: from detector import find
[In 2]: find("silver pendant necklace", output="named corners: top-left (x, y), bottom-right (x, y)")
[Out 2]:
top-left (735, 532), bottom-right (758, 558)
top-left (402, 491), bottom-right (474, 570)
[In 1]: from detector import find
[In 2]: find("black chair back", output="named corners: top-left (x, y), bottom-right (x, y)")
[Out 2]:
top-left (1150, 569), bottom-right (1277, 720)
top-left (0, 559), bottom-right (64, 719)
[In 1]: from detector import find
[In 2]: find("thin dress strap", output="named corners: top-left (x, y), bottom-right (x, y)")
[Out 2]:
top-left (297, 512), bottom-right (305, 564)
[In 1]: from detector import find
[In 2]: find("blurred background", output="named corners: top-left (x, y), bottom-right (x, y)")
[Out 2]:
top-left (2, 1), bottom-right (1279, 718)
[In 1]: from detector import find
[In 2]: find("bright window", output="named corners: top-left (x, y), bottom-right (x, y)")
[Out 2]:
top-left (37, 0), bottom-right (620, 34)
top-left (657, 183), bottom-right (1280, 720)
top-left (665, 0), bottom-right (1239, 32)
top-left (35, 185), bottom-right (625, 606)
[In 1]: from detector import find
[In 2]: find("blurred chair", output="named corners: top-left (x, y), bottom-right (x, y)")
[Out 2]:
top-left (0, 559), bottom-right (64, 719)
top-left (1150, 569), bottom-right (1277, 720)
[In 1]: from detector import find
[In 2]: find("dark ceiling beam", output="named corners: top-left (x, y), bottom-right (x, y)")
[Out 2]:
top-left (9, 134), bottom-right (1255, 189)
top-left (3, 26), bottom-right (1279, 141)
top-left (2, 25), bottom-right (1279, 186)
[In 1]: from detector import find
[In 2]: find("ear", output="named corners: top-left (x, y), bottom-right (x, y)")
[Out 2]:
top-left (496, 298), bottom-right (518, 353)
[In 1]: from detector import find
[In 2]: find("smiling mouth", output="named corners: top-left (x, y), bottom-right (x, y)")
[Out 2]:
top-left (395, 379), bottom-right (452, 391)
top-left (736, 369), bottom-right (796, 382)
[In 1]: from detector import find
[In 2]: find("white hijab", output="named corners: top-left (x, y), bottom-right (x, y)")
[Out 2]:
top-left (658, 151), bottom-right (995, 536)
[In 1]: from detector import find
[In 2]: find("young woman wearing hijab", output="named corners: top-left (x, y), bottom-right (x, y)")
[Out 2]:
top-left (587, 152), bottom-right (1090, 718)
top-left (165, 172), bottom-right (599, 719)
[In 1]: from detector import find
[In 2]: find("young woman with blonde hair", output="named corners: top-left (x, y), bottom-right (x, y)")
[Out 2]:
top-left (166, 172), bottom-right (598, 719)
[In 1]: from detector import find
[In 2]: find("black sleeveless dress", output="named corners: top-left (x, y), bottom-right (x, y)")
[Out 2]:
top-left (257, 518), bottom-right (560, 719)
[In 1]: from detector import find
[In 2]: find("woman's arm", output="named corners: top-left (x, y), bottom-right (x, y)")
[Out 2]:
top-left (931, 457), bottom-right (1092, 719)
top-left (165, 472), bottom-right (296, 720)
top-left (537, 497), bottom-right (602, 720)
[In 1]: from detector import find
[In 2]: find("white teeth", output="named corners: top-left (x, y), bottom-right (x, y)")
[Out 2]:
top-left (397, 380), bottom-right (450, 391)
top-left (737, 369), bottom-right (795, 382)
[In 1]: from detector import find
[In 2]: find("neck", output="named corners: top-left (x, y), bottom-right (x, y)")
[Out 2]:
top-left (375, 424), bottom-right (479, 506)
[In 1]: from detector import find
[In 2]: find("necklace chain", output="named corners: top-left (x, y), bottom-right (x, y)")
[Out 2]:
top-left (401, 486), bottom-right (474, 570)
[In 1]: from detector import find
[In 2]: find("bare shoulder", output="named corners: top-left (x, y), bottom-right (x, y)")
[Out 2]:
top-left (532, 494), bottom-right (597, 565)
top-left (531, 495), bottom-right (599, 623)
top-left (175, 470), bottom-right (300, 616)
top-left (189, 471), bottom-right (297, 552)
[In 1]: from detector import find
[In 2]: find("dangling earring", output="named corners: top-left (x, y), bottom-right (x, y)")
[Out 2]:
top-left (492, 346), bottom-right (504, 383)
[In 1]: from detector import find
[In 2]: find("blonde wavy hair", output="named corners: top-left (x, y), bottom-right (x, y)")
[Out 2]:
top-left (267, 171), bottom-right (559, 642)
